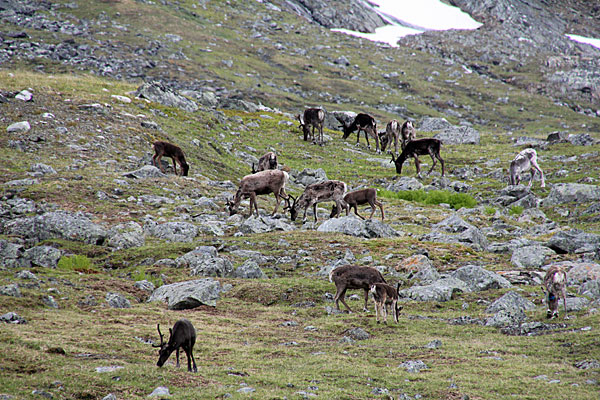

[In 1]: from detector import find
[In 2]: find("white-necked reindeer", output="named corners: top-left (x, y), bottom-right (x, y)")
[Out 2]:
top-left (542, 265), bottom-right (568, 319)
top-left (370, 282), bottom-right (402, 324)
top-left (297, 108), bottom-right (325, 145)
top-left (286, 180), bottom-right (347, 223)
top-left (400, 120), bottom-right (416, 151)
top-left (509, 148), bottom-right (545, 188)
top-left (329, 265), bottom-right (387, 313)
top-left (227, 169), bottom-right (289, 218)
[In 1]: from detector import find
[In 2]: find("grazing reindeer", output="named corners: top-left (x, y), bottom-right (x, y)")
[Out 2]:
top-left (152, 141), bottom-right (189, 176)
top-left (400, 120), bottom-right (416, 151)
top-left (153, 319), bottom-right (197, 372)
top-left (227, 169), bottom-right (289, 218)
top-left (370, 282), bottom-right (402, 324)
top-left (543, 265), bottom-right (568, 319)
top-left (390, 138), bottom-right (445, 178)
top-left (329, 265), bottom-right (387, 312)
top-left (297, 108), bottom-right (325, 145)
top-left (330, 188), bottom-right (385, 221)
top-left (380, 119), bottom-right (401, 155)
top-left (509, 148), bottom-right (545, 188)
top-left (252, 151), bottom-right (278, 174)
top-left (337, 113), bottom-right (380, 153)
top-left (286, 180), bottom-right (347, 223)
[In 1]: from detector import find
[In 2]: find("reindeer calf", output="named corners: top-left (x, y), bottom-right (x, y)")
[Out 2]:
top-left (509, 148), bottom-right (545, 188)
top-left (252, 151), bottom-right (278, 174)
top-left (154, 319), bottom-right (197, 372)
top-left (370, 282), bottom-right (401, 324)
top-left (330, 188), bottom-right (384, 221)
top-left (152, 141), bottom-right (189, 176)
top-left (543, 265), bottom-right (568, 319)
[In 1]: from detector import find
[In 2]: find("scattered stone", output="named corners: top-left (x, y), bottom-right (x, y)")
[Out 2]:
top-left (7, 121), bottom-right (31, 133)
top-left (15, 89), bottom-right (33, 101)
top-left (42, 295), bottom-right (59, 309)
top-left (107, 222), bottom-right (145, 249)
top-left (398, 360), bottom-right (428, 373)
top-left (122, 165), bottom-right (166, 179)
top-left (0, 284), bottom-right (21, 298)
top-left (1, 312), bottom-right (27, 324)
top-left (135, 81), bottom-right (198, 113)
top-left (30, 163), bottom-right (57, 175)
top-left (486, 291), bottom-right (536, 314)
top-left (451, 265), bottom-right (512, 291)
top-left (148, 222), bottom-right (198, 243)
top-left (233, 260), bottom-right (267, 279)
top-left (317, 216), bottom-right (400, 238)
top-left (106, 292), bottom-right (131, 309)
top-left (95, 366), bottom-right (124, 373)
top-left (134, 280), bottom-right (155, 294)
top-left (238, 215), bottom-right (296, 235)
top-left (346, 327), bottom-right (370, 340)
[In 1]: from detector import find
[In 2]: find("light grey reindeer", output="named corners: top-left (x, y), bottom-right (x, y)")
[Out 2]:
top-left (509, 148), bottom-right (545, 188)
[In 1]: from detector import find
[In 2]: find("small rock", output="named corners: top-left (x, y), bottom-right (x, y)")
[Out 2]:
top-left (7, 121), bottom-right (31, 133)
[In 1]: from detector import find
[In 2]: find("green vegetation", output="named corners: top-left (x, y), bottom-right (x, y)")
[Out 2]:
top-left (509, 205), bottom-right (525, 216)
top-left (379, 189), bottom-right (478, 210)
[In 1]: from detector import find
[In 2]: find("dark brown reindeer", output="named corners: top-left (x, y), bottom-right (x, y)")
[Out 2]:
top-left (509, 148), bottom-right (545, 188)
top-left (251, 151), bottom-right (278, 174)
top-left (330, 188), bottom-right (385, 221)
top-left (286, 180), bottom-right (347, 223)
top-left (227, 169), bottom-right (289, 218)
top-left (152, 141), bottom-right (189, 176)
top-left (542, 265), bottom-right (568, 319)
top-left (337, 113), bottom-right (380, 154)
top-left (390, 138), bottom-right (445, 178)
top-left (297, 108), bottom-right (325, 145)
top-left (153, 319), bottom-right (197, 372)
top-left (400, 120), bottom-right (416, 151)
top-left (329, 265), bottom-right (387, 313)
top-left (370, 282), bottom-right (402, 324)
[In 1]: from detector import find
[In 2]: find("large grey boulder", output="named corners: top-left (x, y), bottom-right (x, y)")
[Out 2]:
top-left (107, 222), bottom-right (145, 250)
top-left (543, 183), bottom-right (600, 206)
top-left (451, 265), bottom-right (512, 291)
top-left (317, 216), bottom-right (400, 239)
top-left (402, 255), bottom-right (440, 284)
top-left (386, 177), bottom-right (424, 192)
top-left (294, 168), bottom-right (328, 186)
top-left (233, 260), bottom-right (267, 279)
top-left (7, 121), bottom-right (31, 133)
top-left (238, 216), bottom-right (296, 235)
top-left (419, 117), bottom-right (454, 132)
top-left (422, 215), bottom-right (488, 251)
top-left (578, 280), bottom-right (600, 300)
top-left (122, 165), bottom-right (167, 179)
top-left (434, 126), bottom-right (480, 145)
top-left (567, 133), bottom-right (596, 146)
top-left (30, 163), bottom-right (57, 175)
top-left (547, 229), bottom-right (600, 255)
top-left (485, 308), bottom-right (527, 328)
top-left (0, 284), bottom-right (21, 298)
top-left (485, 291), bottom-right (536, 314)
top-left (0, 240), bottom-right (24, 268)
top-left (2, 211), bottom-right (107, 246)
top-left (176, 247), bottom-right (233, 277)
top-left (553, 261), bottom-right (600, 285)
top-left (23, 246), bottom-right (62, 269)
top-left (147, 222), bottom-right (198, 243)
top-left (135, 81), bottom-right (198, 113)
top-left (398, 277), bottom-right (469, 302)
top-left (147, 279), bottom-right (221, 309)
top-left (511, 245), bottom-right (555, 269)
top-left (106, 292), bottom-right (131, 309)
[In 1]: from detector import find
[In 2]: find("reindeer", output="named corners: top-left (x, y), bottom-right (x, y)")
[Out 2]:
top-left (227, 169), bottom-right (289, 218)
top-left (297, 108), bottom-right (325, 145)
top-left (370, 282), bottom-right (402, 324)
top-left (509, 148), bottom-right (545, 188)
top-left (330, 188), bottom-right (384, 221)
top-left (152, 141), bottom-right (189, 176)
top-left (153, 319), bottom-right (197, 372)
top-left (329, 265), bottom-right (387, 313)
top-left (542, 265), bottom-right (568, 319)
top-left (380, 119), bottom-right (400, 155)
top-left (252, 151), bottom-right (278, 174)
top-left (390, 138), bottom-right (445, 178)
top-left (400, 120), bottom-right (416, 151)
top-left (286, 180), bottom-right (347, 223)
top-left (337, 113), bottom-right (380, 153)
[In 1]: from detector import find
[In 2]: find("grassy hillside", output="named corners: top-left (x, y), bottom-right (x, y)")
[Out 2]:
top-left (1, 0), bottom-right (600, 399)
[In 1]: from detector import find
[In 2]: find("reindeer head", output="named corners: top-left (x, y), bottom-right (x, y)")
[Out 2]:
top-left (284, 194), bottom-right (298, 221)
top-left (268, 153), bottom-right (277, 169)
top-left (226, 198), bottom-right (237, 216)
top-left (390, 153), bottom-right (405, 174)
top-left (181, 162), bottom-right (190, 177)
top-left (153, 324), bottom-right (171, 367)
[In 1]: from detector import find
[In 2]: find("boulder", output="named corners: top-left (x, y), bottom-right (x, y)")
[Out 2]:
top-left (419, 117), bottom-right (454, 132)
top-left (400, 255), bottom-right (440, 284)
top-left (386, 177), bottom-right (424, 192)
top-left (485, 291), bottom-right (536, 314)
top-left (122, 165), bottom-right (167, 179)
top-left (451, 265), bottom-right (512, 291)
top-left (0, 240), bottom-right (24, 268)
top-left (30, 163), bottom-right (57, 175)
top-left (317, 216), bottom-right (400, 238)
top-left (511, 245), bottom-right (555, 269)
top-left (135, 81), bottom-right (198, 113)
top-left (485, 308), bottom-right (527, 328)
top-left (7, 121), bottom-right (31, 133)
top-left (23, 245), bottom-right (61, 268)
top-left (543, 183), bottom-right (600, 206)
top-left (233, 260), bottom-right (267, 279)
top-left (2, 211), bottom-right (107, 246)
top-left (547, 229), bottom-right (600, 254)
top-left (567, 133), bottom-right (596, 146)
top-left (147, 279), bottom-right (221, 309)
top-left (107, 222), bottom-right (145, 250)
top-left (147, 222), bottom-right (198, 243)
top-left (176, 247), bottom-right (233, 277)
top-left (238, 216), bottom-right (296, 235)
top-left (294, 168), bottom-right (328, 186)
top-left (422, 216), bottom-right (488, 251)
top-left (398, 277), bottom-right (469, 302)
top-left (434, 126), bottom-right (480, 145)
top-left (0, 284), bottom-right (21, 298)
top-left (106, 292), bottom-right (131, 309)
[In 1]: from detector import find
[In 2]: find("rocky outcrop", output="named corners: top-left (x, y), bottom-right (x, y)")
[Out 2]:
top-left (147, 279), bottom-right (221, 309)
top-left (317, 216), bottom-right (400, 238)
top-left (134, 81), bottom-right (198, 113)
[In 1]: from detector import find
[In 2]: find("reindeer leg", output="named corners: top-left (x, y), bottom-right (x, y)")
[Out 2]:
top-left (156, 155), bottom-right (165, 173)
top-left (272, 191), bottom-right (280, 216)
top-left (171, 157), bottom-right (178, 176)
top-left (312, 202), bottom-right (319, 222)
top-left (531, 160), bottom-right (545, 187)
top-left (354, 204), bottom-right (365, 220)
top-left (375, 200), bottom-right (385, 221)
top-left (367, 200), bottom-right (376, 220)
top-left (248, 192), bottom-right (258, 218)
top-left (364, 129), bottom-right (371, 150)
top-left (427, 152), bottom-right (437, 175)
top-left (363, 288), bottom-right (370, 312)
top-left (176, 348), bottom-right (180, 368)
top-left (336, 287), bottom-right (353, 313)
top-left (414, 156), bottom-right (422, 179)
top-left (438, 154), bottom-right (445, 177)
top-left (374, 299), bottom-right (380, 323)
top-left (562, 287), bottom-right (568, 320)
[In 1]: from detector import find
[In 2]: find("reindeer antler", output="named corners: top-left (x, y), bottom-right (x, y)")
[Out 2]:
top-left (152, 323), bottom-right (164, 348)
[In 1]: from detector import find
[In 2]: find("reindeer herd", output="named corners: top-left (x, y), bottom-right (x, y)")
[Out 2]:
top-left (150, 107), bottom-right (557, 373)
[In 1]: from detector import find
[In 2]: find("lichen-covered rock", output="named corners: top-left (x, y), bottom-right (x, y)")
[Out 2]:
top-left (147, 222), bottom-right (198, 243)
top-left (107, 222), bottom-right (145, 250)
top-left (147, 279), bottom-right (221, 309)
top-left (452, 265), bottom-right (512, 291)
